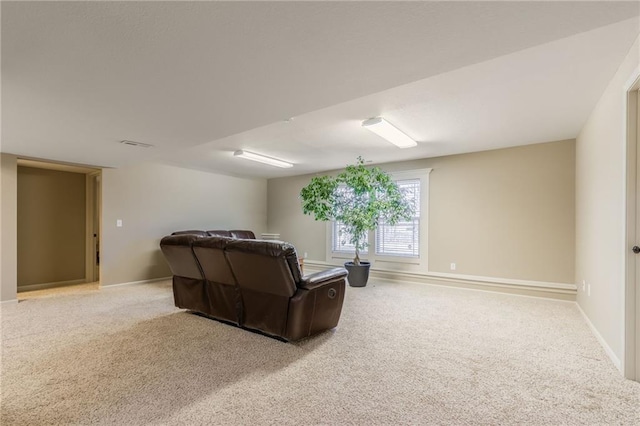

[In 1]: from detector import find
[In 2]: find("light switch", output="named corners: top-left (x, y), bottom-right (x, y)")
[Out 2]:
top-left (116, 219), bottom-right (123, 227)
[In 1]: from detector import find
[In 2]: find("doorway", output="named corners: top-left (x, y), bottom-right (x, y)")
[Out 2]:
top-left (16, 159), bottom-right (102, 292)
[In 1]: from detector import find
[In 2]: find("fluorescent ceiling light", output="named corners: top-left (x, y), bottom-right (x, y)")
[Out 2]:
top-left (120, 140), bottom-right (153, 148)
top-left (362, 117), bottom-right (417, 148)
top-left (233, 150), bottom-right (293, 168)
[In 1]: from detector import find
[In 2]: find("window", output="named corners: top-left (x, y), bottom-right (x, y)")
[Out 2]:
top-left (376, 179), bottom-right (420, 257)
top-left (331, 185), bottom-right (369, 254)
top-left (331, 221), bottom-right (368, 253)
top-left (328, 168), bottom-right (430, 265)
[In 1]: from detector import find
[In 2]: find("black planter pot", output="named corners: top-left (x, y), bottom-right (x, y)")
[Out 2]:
top-left (344, 261), bottom-right (371, 287)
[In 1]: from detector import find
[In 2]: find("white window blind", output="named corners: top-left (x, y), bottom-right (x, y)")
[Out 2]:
top-left (375, 178), bottom-right (420, 257)
top-left (332, 221), bottom-right (368, 253)
top-left (331, 185), bottom-right (368, 254)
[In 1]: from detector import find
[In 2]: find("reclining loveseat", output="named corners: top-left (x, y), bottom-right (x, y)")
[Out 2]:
top-left (160, 231), bottom-right (348, 341)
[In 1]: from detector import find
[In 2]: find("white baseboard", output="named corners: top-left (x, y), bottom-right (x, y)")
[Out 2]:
top-left (304, 260), bottom-right (577, 300)
top-left (425, 271), bottom-right (575, 291)
top-left (101, 276), bottom-right (171, 288)
top-left (575, 302), bottom-right (622, 372)
top-left (0, 299), bottom-right (18, 305)
top-left (17, 278), bottom-right (86, 293)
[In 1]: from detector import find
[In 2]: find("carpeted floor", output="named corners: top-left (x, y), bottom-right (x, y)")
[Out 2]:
top-left (1, 278), bottom-right (639, 425)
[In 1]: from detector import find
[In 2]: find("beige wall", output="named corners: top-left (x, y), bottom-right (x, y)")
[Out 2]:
top-left (428, 141), bottom-right (575, 282)
top-left (101, 163), bottom-right (267, 286)
top-left (267, 172), bottom-right (327, 261)
top-left (0, 154), bottom-right (18, 302)
top-left (17, 167), bottom-right (86, 287)
top-left (268, 139), bottom-right (575, 284)
top-left (576, 35), bottom-right (640, 366)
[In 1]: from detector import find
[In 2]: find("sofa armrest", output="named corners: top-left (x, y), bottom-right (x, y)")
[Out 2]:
top-left (299, 267), bottom-right (348, 290)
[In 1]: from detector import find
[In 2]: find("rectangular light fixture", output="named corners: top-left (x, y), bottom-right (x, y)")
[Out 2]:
top-left (362, 117), bottom-right (417, 148)
top-left (120, 140), bottom-right (154, 148)
top-left (233, 150), bottom-right (293, 168)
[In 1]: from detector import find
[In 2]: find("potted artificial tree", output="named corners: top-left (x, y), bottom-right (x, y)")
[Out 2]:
top-left (300, 157), bottom-right (413, 287)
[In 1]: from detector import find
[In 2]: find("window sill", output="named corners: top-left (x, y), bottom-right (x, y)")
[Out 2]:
top-left (331, 252), bottom-right (420, 266)
top-left (330, 252), bottom-right (368, 260)
top-left (375, 255), bottom-right (420, 265)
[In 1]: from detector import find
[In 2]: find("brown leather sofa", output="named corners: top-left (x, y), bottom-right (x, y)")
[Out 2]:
top-left (160, 233), bottom-right (347, 341)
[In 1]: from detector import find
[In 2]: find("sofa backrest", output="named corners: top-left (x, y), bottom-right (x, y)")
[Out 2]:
top-left (160, 234), bottom-right (204, 279)
top-left (171, 229), bottom-right (256, 239)
top-left (171, 230), bottom-right (208, 237)
top-left (207, 230), bottom-right (255, 239)
top-left (207, 230), bottom-right (232, 237)
top-left (224, 239), bottom-right (300, 336)
top-left (192, 236), bottom-right (236, 285)
top-left (224, 239), bottom-right (298, 297)
top-left (229, 230), bottom-right (256, 239)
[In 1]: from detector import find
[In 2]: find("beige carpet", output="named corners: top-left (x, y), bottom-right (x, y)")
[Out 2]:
top-left (1, 278), bottom-right (639, 425)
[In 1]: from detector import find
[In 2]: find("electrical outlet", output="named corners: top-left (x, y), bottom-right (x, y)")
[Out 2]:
top-left (582, 280), bottom-right (586, 291)
top-left (450, 263), bottom-right (456, 271)
top-left (588, 284), bottom-right (591, 296)
top-left (304, 252), bottom-right (308, 259)
top-left (116, 219), bottom-right (123, 228)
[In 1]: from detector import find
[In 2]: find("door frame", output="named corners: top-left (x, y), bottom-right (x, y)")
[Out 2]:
top-left (624, 69), bottom-right (640, 381)
top-left (85, 171), bottom-right (101, 283)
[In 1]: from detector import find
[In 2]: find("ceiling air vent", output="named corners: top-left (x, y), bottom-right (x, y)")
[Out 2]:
top-left (120, 140), bottom-right (153, 148)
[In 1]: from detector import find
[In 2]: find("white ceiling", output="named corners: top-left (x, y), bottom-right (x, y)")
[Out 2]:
top-left (2, 2), bottom-right (640, 178)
